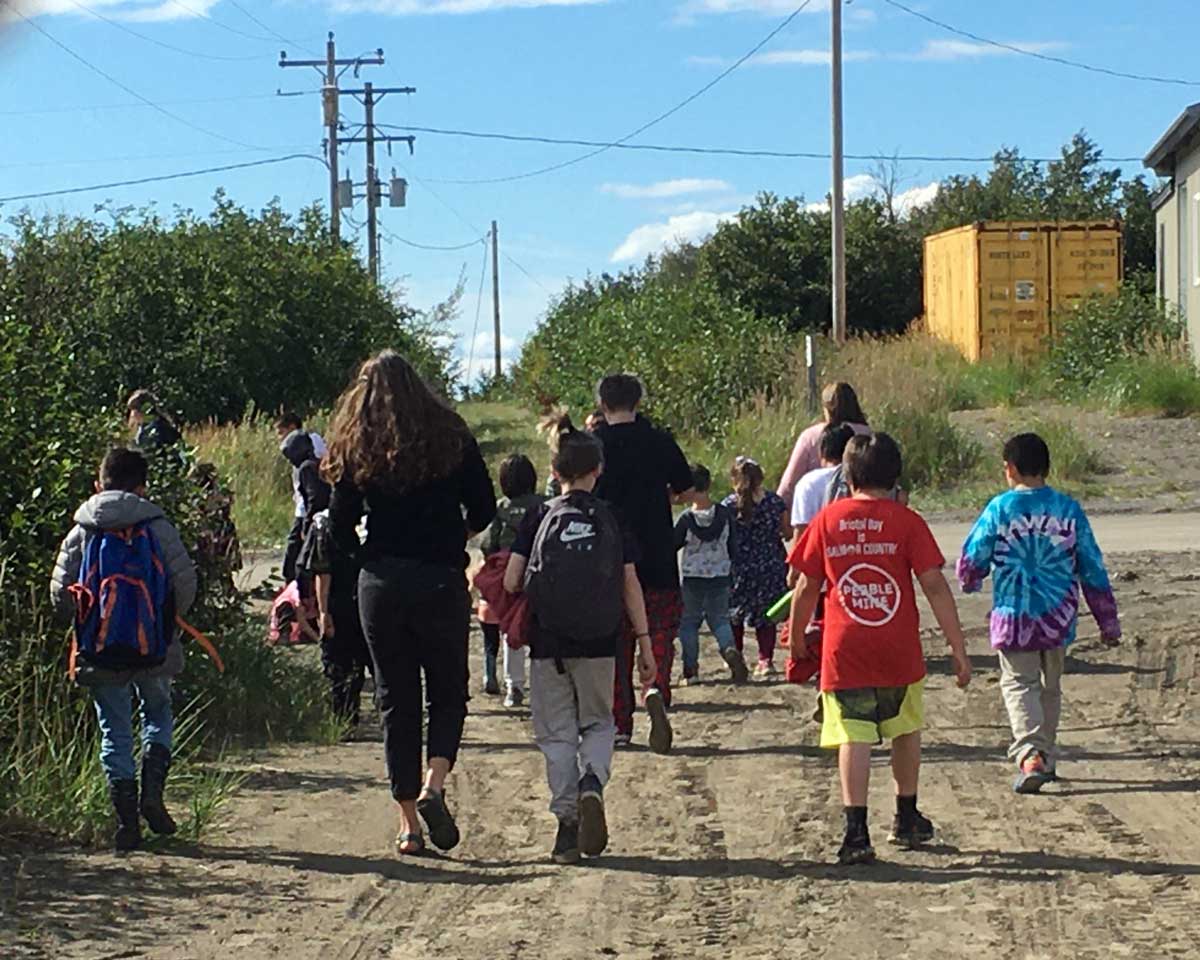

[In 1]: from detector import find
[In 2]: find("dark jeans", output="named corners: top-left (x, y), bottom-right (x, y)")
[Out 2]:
top-left (358, 558), bottom-right (471, 803)
top-left (282, 516), bottom-right (304, 583)
top-left (321, 589), bottom-right (372, 726)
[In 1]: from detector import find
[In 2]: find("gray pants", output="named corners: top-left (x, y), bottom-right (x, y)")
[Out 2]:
top-left (531, 657), bottom-right (616, 823)
top-left (998, 647), bottom-right (1066, 767)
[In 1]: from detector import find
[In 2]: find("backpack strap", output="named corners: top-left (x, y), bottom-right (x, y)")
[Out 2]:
top-left (176, 616), bottom-right (226, 674)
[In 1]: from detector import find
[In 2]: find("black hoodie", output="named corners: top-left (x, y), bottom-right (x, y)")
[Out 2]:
top-left (281, 430), bottom-right (330, 526)
top-left (593, 415), bottom-right (693, 591)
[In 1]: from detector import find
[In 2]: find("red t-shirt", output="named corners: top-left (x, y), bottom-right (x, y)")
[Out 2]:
top-left (789, 497), bottom-right (944, 692)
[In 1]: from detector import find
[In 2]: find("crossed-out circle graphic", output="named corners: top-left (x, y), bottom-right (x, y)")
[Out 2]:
top-left (836, 562), bottom-right (902, 626)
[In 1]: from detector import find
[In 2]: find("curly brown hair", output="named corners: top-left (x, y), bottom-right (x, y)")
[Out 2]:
top-left (323, 350), bottom-right (470, 492)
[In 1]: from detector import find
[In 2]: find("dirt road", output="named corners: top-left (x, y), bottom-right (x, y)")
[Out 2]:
top-left (6, 541), bottom-right (1200, 959)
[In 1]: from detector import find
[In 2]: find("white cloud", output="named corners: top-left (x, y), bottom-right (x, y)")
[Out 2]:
top-left (904, 39), bottom-right (1067, 62)
top-left (893, 181), bottom-right (939, 215)
top-left (803, 177), bottom-right (939, 214)
top-left (689, 48), bottom-right (877, 67)
top-left (610, 210), bottom-right (733, 263)
top-left (460, 330), bottom-right (519, 382)
top-left (600, 178), bottom-right (733, 200)
top-left (7, 0), bottom-right (218, 21)
top-left (328, 0), bottom-right (607, 13)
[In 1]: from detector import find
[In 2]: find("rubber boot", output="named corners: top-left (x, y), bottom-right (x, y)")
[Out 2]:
top-left (483, 650), bottom-right (501, 696)
top-left (110, 779), bottom-right (142, 852)
top-left (139, 744), bottom-right (177, 836)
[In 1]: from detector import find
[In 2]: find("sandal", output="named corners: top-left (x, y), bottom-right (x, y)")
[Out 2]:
top-left (394, 831), bottom-right (426, 856)
top-left (417, 789), bottom-right (461, 852)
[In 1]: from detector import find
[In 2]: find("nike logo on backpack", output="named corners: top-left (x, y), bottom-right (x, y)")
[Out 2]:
top-left (560, 520), bottom-right (595, 543)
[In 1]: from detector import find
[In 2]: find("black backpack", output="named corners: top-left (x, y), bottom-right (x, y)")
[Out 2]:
top-left (524, 492), bottom-right (625, 646)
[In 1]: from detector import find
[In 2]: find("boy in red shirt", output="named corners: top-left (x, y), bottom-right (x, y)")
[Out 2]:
top-left (787, 433), bottom-right (972, 865)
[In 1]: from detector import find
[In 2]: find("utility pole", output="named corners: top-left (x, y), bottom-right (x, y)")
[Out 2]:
top-left (364, 82), bottom-right (379, 282)
top-left (830, 0), bottom-right (847, 344)
top-left (279, 34), bottom-right (413, 269)
top-left (491, 221), bottom-right (502, 379)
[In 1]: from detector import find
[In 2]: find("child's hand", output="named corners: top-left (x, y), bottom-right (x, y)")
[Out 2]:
top-left (951, 649), bottom-right (972, 689)
top-left (636, 641), bottom-right (657, 686)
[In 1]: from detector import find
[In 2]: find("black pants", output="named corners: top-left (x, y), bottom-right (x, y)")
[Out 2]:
top-left (481, 622), bottom-right (501, 660)
top-left (282, 516), bottom-right (304, 583)
top-left (358, 558), bottom-right (471, 803)
top-left (321, 588), bottom-right (372, 725)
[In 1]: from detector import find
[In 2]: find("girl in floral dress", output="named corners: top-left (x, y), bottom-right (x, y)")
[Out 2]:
top-left (723, 457), bottom-right (792, 677)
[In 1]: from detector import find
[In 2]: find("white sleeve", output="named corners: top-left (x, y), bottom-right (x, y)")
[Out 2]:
top-left (791, 480), bottom-right (807, 528)
top-left (310, 432), bottom-right (328, 458)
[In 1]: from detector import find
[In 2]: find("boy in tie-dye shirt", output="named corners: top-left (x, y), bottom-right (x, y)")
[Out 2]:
top-left (958, 433), bottom-right (1121, 795)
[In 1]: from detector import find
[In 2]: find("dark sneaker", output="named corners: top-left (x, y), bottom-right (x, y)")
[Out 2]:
top-left (812, 694), bottom-right (825, 725)
top-left (504, 686), bottom-right (525, 709)
top-left (644, 688), bottom-right (673, 755)
top-left (578, 773), bottom-right (608, 857)
top-left (614, 733), bottom-right (632, 748)
top-left (888, 810), bottom-right (935, 848)
top-left (1013, 752), bottom-right (1051, 795)
top-left (837, 825), bottom-right (876, 866)
top-left (552, 820), bottom-right (581, 865)
top-left (722, 647), bottom-right (750, 684)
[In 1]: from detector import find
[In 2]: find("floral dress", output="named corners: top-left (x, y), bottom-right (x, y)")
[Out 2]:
top-left (722, 491), bottom-right (789, 628)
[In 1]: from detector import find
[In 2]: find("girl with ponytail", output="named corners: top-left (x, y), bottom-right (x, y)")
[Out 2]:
top-left (723, 456), bottom-right (792, 677)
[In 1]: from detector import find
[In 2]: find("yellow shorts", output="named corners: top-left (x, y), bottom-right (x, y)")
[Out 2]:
top-left (820, 679), bottom-right (925, 748)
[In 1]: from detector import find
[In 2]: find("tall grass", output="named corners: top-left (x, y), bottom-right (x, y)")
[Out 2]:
top-left (190, 418), bottom-right (297, 548)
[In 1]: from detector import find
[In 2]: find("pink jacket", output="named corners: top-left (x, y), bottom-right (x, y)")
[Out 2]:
top-left (472, 551), bottom-right (532, 650)
top-left (777, 420), bottom-right (870, 506)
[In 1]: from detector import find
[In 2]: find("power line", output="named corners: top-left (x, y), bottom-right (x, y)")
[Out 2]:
top-left (383, 123), bottom-right (1145, 166)
top-left (65, 0), bottom-right (264, 61)
top-left (503, 252), bottom-right (551, 296)
top-left (380, 228), bottom-right (487, 252)
top-left (881, 0), bottom-right (1200, 88)
top-left (0, 144), bottom-right (313, 170)
top-left (465, 234), bottom-right (491, 383)
top-left (161, 0), bottom-right (283, 44)
top-left (434, 0), bottom-right (816, 185)
top-left (225, 0), bottom-right (322, 58)
top-left (0, 154), bottom-right (325, 204)
top-left (12, 7), bottom-right (266, 151)
top-left (0, 92), bottom-right (317, 118)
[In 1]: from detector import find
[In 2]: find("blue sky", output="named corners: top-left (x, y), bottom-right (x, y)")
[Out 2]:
top-left (2, 0), bottom-right (1197, 381)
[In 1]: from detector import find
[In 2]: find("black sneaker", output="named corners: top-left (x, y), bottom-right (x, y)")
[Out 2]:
top-left (722, 647), bottom-right (750, 684)
top-left (644, 688), bottom-right (674, 754)
top-left (888, 810), bottom-right (935, 848)
top-left (552, 820), bottom-right (581, 865)
top-left (837, 824), bottom-right (876, 866)
top-left (578, 773), bottom-right (608, 857)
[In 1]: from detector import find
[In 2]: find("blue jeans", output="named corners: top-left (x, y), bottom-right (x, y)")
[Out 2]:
top-left (91, 677), bottom-right (174, 782)
top-left (679, 577), bottom-right (736, 675)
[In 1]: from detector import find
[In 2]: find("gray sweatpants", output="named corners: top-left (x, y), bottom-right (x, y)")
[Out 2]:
top-left (530, 657), bottom-right (616, 824)
top-left (998, 647), bottom-right (1066, 767)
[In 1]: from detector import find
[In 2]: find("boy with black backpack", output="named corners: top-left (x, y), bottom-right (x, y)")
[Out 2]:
top-left (50, 448), bottom-right (197, 851)
top-left (504, 414), bottom-right (656, 864)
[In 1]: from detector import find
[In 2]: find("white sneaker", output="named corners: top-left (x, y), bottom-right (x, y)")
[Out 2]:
top-left (644, 688), bottom-right (673, 755)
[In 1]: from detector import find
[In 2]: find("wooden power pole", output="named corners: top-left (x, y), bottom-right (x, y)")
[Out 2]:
top-left (830, 0), bottom-right (847, 344)
top-left (491, 221), bottom-right (502, 379)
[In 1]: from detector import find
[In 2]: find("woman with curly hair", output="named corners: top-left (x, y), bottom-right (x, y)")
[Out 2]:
top-left (327, 350), bottom-right (497, 857)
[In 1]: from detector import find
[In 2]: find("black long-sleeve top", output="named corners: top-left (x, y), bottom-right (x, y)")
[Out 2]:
top-left (329, 438), bottom-right (497, 570)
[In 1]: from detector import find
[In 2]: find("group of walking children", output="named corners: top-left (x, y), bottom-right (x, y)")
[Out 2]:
top-left (52, 368), bottom-right (1122, 870)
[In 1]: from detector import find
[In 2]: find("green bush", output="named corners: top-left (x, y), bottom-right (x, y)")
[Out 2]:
top-left (1030, 418), bottom-right (1105, 484)
top-left (513, 271), bottom-right (791, 437)
top-left (875, 405), bottom-right (984, 491)
top-left (1, 197), bottom-right (449, 425)
top-left (1093, 353), bottom-right (1200, 418)
top-left (1049, 285), bottom-right (1185, 386)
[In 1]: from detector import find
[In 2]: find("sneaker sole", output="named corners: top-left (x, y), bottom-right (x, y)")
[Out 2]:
top-left (722, 649), bottom-right (750, 684)
top-left (837, 846), bottom-right (877, 866)
top-left (887, 830), bottom-right (934, 848)
top-left (552, 848), bottom-right (581, 865)
top-left (1013, 771), bottom-right (1051, 795)
top-left (645, 692), bottom-right (673, 754)
top-left (578, 793), bottom-right (608, 857)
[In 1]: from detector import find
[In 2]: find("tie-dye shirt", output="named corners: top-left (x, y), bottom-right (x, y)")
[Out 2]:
top-left (957, 486), bottom-right (1121, 652)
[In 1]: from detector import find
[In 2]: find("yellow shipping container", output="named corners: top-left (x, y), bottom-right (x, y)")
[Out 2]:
top-left (923, 221), bottom-right (1123, 361)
